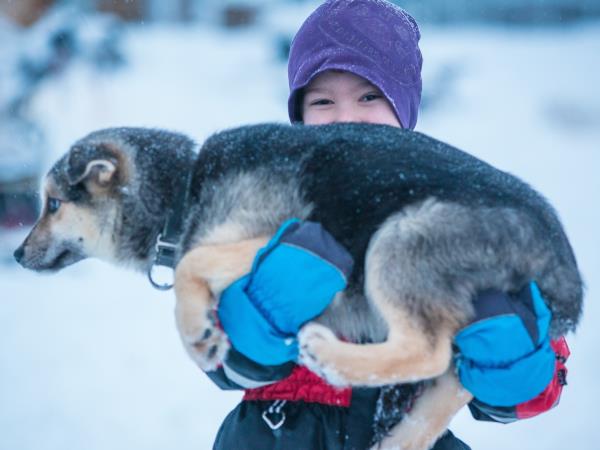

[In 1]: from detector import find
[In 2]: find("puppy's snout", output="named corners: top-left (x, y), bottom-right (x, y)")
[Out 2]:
top-left (14, 245), bottom-right (25, 263)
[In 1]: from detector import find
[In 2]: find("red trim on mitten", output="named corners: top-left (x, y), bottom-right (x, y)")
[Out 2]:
top-left (516, 337), bottom-right (570, 419)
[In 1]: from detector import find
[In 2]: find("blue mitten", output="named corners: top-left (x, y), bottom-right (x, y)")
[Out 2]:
top-left (454, 282), bottom-right (556, 406)
top-left (218, 219), bottom-right (353, 366)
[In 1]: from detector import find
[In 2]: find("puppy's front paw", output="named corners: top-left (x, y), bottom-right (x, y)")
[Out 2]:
top-left (176, 308), bottom-right (230, 371)
top-left (298, 323), bottom-right (348, 387)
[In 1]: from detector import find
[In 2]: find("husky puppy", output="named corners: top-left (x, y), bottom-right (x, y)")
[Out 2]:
top-left (15, 123), bottom-right (583, 450)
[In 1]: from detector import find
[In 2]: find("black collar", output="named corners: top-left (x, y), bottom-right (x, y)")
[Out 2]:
top-left (147, 167), bottom-right (194, 290)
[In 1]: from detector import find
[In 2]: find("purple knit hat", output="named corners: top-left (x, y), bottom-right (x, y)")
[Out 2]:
top-left (288, 0), bottom-right (423, 129)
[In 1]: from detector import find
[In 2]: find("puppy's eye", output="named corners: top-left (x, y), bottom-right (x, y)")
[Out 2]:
top-left (47, 198), bottom-right (62, 214)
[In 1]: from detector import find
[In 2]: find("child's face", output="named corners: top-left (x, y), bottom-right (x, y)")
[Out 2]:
top-left (302, 71), bottom-right (401, 128)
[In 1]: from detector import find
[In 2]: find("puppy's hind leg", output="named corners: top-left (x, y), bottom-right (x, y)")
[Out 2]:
top-left (174, 237), bottom-right (268, 370)
top-left (299, 200), bottom-right (470, 386)
top-left (299, 303), bottom-right (454, 386)
top-left (373, 369), bottom-right (473, 450)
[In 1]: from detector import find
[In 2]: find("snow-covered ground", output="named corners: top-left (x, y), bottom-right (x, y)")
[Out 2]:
top-left (1, 12), bottom-right (599, 450)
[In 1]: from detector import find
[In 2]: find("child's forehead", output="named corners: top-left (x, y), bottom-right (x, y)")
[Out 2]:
top-left (306, 70), bottom-right (376, 91)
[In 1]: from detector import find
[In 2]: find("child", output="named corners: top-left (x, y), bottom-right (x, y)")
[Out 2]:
top-left (287, 0), bottom-right (421, 130)
top-left (208, 1), bottom-right (567, 449)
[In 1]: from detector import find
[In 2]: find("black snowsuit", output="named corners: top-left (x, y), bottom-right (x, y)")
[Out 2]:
top-left (208, 349), bottom-right (472, 450)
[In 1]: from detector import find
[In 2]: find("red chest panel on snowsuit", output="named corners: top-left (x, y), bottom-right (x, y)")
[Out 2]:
top-left (243, 366), bottom-right (352, 406)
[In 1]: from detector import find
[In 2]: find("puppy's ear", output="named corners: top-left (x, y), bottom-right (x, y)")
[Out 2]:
top-left (66, 143), bottom-right (123, 189)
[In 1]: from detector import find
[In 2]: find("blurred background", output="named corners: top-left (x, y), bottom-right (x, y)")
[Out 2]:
top-left (0, 1), bottom-right (598, 449)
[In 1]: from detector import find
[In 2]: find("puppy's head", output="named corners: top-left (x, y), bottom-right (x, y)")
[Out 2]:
top-left (14, 136), bottom-right (130, 272)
